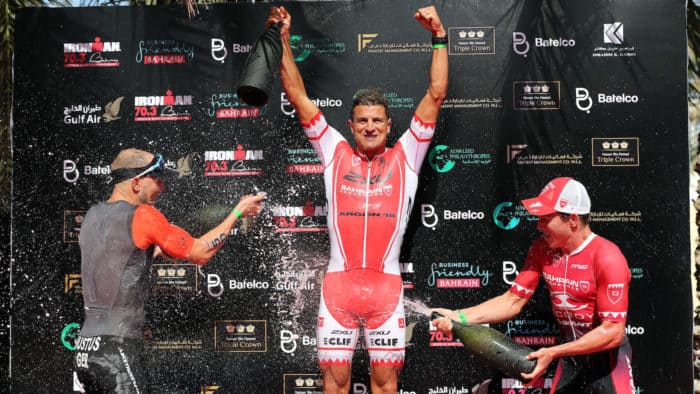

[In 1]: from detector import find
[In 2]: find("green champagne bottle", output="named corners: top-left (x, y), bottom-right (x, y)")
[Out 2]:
top-left (431, 312), bottom-right (536, 381)
top-left (192, 204), bottom-right (257, 235)
top-left (195, 204), bottom-right (235, 228)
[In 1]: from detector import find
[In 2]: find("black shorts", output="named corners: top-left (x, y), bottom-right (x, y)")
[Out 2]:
top-left (73, 335), bottom-right (146, 393)
top-left (552, 337), bottom-right (635, 394)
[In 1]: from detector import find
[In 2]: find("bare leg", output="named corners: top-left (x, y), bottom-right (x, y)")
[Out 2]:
top-left (370, 365), bottom-right (400, 393)
top-left (321, 365), bottom-right (352, 394)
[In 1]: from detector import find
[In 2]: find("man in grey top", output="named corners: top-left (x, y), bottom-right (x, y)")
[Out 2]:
top-left (74, 148), bottom-right (264, 393)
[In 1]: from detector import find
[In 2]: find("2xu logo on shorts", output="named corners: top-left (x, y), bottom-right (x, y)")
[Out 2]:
top-left (575, 87), bottom-right (639, 113)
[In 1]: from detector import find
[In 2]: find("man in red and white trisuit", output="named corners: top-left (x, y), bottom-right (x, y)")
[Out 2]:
top-left (269, 5), bottom-right (448, 393)
top-left (432, 177), bottom-right (635, 394)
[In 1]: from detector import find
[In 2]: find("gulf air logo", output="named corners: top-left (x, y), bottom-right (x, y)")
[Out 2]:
top-left (358, 33), bottom-right (378, 52)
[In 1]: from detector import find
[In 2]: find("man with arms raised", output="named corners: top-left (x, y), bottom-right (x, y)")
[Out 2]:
top-left (268, 5), bottom-right (448, 393)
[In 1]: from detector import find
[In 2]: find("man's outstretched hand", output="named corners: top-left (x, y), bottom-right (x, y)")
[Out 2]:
top-left (266, 6), bottom-right (291, 37)
top-left (414, 6), bottom-right (446, 36)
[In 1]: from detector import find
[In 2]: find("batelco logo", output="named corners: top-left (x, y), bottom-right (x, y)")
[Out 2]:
top-left (575, 88), bottom-right (594, 112)
top-left (211, 38), bottom-right (252, 63)
top-left (63, 159), bottom-right (110, 183)
top-left (281, 92), bottom-right (342, 117)
top-left (575, 87), bottom-right (639, 113)
top-left (421, 204), bottom-right (484, 230)
top-left (512, 32), bottom-right (529, 56)
top-left (64, 160), bottom-right (79, 183)
top-left (207, 274), bottom-right (224, 298)
top-left (512, 32), bottom-right (575, 57)
top-left (211, 38), bottom-right (227, 62)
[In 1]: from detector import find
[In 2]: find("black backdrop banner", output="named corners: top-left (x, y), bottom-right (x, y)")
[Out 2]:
top-left (11, 1), bottom-right (690, 392)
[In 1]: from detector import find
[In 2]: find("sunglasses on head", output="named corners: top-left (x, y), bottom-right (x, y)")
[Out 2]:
top-left (133, 153), bottom-right (165, 179)
top-left (111, 153), bottom-right (166, 184)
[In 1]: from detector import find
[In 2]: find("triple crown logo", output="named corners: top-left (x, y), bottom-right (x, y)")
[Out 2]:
top-left (358, 33), bottom-right (378, 52)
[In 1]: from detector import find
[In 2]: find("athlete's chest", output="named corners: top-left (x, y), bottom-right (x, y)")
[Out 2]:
top-left (332, 148), bottom-right (407, 206)
top-left (541, 252), bottom-right (598, 298)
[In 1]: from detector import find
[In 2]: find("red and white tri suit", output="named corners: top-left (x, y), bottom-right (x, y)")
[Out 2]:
top-left (302, 110), bottom-right (434, 367)
top-left (510, 233), bottom-right (635, 393)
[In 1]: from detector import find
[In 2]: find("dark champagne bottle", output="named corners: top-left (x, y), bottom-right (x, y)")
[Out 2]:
top-left (193, 204), bottom-right (257, 235)
top-left (194, 204), bottom-right (235, 228)
top-left (431, 312), bottom-right (536, 381)
top-left (237, 22), bottom-right (283, 107)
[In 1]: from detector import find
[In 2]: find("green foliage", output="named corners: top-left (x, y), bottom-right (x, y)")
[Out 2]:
top-left (689, 3), bottom-right (700, 105)
top-left (0, 0), bottom-right (86, 216)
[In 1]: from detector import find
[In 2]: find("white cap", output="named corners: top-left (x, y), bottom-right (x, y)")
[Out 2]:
top-left (521, 177), bottom-right (591, 216)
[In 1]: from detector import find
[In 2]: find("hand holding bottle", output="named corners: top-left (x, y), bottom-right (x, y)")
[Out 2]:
top-left (519, 345), bottom-right (556, 385)
top-left (430, 311), bottom-right (537, 382)
top-left (233, 192), bottom-right (265, 218)
top-left (430, 307), bottom-right (458, 333)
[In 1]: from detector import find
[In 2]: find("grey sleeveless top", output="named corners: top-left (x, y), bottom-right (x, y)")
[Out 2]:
top-left (79, 201), bottom-right (154, 338)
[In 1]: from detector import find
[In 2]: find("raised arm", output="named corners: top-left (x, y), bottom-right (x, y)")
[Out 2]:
top-left (268, 6), bottom-right (319, 124)
top-left (135, 193), bottom-right (263, 266)
top-left (413, 6), bottom-right (449, 124)
top-left (185, 193), bottom-right (265, 265)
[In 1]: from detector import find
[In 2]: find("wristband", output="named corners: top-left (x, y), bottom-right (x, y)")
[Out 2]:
top-left (431, 36), bottom-right (448, 46)
top-left (456, 310), bottom-right (468, 324)
top-left (432, 43), bottom-right (447, 49)
top-left (232, 209), bottom-right (243, 219)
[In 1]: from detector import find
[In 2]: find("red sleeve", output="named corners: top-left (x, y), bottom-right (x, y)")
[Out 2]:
top-left (594, 239), bottom-right (631, 323)
top-left (509, 238), bottom-right (546, 299)
top-left (132, 204), bottom-right (195, 260)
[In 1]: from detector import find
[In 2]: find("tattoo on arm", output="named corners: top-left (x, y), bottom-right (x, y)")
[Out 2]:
top-left (206, 233), bottom-right (228, 251)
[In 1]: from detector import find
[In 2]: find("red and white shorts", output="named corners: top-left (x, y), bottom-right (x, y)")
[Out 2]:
top-left (316, 269), bottom-right (405, 367)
